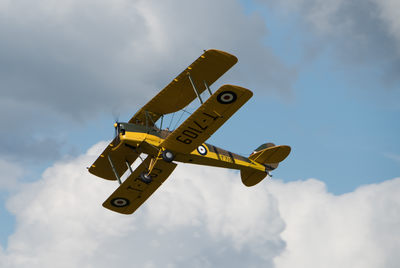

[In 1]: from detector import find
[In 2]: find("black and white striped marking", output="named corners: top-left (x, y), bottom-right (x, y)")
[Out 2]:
top-left (111, 197), bottom-right (130, 207)
top-left (217, 91), bottom-right (237, 104)
top-left (197, 145), bottom-right (208, 155)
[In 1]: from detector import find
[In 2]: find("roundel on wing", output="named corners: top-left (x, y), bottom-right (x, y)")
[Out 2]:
top-left (111, 197), bottom-right (130, 207)
top-left (197, 145), bottom-right (208, 155)
top-left (217, 91), bottom-right (237, 104)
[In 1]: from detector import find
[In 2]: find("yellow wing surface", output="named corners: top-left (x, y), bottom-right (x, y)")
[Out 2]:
top-left (89, 138), bottom-right (139, 181)
top-left (161, 85), bottom-right (253, 154)
top-left (129, 49), bottom-right (238, 126)
top-left (89, 49), bottom-right (236, 180)
top-left (103, 156), bottom-right (177, 214)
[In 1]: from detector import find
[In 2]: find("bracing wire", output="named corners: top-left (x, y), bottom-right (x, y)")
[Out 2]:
top-left (172, 110), bottom-right (186, 130)
top-left (171, 106), bottom-right (193, 130)
top-left (182, 109), bottom-right (192, 115)
top-left (167, 112), bottom-right (175, 129)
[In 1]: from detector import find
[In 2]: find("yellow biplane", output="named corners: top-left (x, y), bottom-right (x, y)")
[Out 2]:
top-left (89, 49), bottom-right (291, 214)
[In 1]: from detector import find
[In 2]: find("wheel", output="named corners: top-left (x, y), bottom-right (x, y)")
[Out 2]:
top-left (140, 171), bottom-right (152, 184)
top-left (162, 150), bottom-right (174, 162)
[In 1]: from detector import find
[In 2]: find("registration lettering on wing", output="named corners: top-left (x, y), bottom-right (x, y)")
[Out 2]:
top-left (175, 111), bottom-right (219, 145)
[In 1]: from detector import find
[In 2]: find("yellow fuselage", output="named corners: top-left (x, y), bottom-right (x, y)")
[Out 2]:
top-left (118, 130), bottom-right (266, 173)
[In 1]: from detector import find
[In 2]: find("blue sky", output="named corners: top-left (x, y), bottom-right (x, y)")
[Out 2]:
top-left (0, 0), bottom-right (399, 267)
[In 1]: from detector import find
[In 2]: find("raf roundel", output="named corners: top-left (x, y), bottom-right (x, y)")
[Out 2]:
top-left (197, 145), bottom-right (208, 155)
top-left (217, 91), bottom-right (237, 104)
top-left (111, 197), bottom-right (130, 207)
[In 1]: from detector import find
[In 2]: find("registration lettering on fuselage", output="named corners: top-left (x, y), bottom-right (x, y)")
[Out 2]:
top-left (218, 154), bottom-right (234, 163)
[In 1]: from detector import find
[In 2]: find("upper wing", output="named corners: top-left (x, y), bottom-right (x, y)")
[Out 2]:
top-left (88, 139), bottom-right (139, 181)
top-left (129, 49), bottom-right (238, 126)
top-left (102, 156), bottom-right (177, 214)
top-left (160, 84), bottom-right (253, 154)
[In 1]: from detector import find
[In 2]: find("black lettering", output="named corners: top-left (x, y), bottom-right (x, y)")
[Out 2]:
top-left (193, 120), bottom-right (208, 130)
top-left (176, 135), bottom-right (192, 144)
top-left (183, 130), bottom-right (198, 139)
top-left (203, 112), bottom-right (219, 121)
top-left (188, 126), bottom-right (203, 133)
top-left (127, 185), bottom-right (143, 192)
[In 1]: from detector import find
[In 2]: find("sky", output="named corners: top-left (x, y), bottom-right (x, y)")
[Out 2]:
top-left (0, 0), bottom-right (399, 267)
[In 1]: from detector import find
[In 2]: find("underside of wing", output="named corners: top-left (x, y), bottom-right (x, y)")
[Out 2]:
top-left (160, 84), bottom-right (253, 154)
top-left (102, 156), bottom-right (177, 214)
top-left (88, 138), bottom-right (139, 181)
top-left (129, 49), bottom-right (238, 126)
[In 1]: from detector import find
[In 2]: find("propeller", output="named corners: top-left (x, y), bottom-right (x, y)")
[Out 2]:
top-left (112, 109), bottom-right (120, 140)
top-left (114, 122), bottom-right (119, 138)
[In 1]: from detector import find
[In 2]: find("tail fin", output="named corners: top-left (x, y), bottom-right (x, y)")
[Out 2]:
top-left (240, 168), bottom-right (267, 187)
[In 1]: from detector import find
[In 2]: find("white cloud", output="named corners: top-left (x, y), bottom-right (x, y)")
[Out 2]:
top-left (0, 142), bottom-right (399, 267)
top-left (1, 142), bottom-right (285, 267)
top-left (0, 0), bottom-right (295, 115)
top-left (270, 178), bottom-right (400, 268)
top-left (0, 0), bottom-right (296, 162)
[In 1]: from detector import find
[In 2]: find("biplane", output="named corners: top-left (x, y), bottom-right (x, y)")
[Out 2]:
top-left (88, 49), bottom-right (291, 214)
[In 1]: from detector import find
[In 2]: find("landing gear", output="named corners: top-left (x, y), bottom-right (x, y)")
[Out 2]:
top-left (137, 150), bottom-right (173, 183)
top-left (162, 150), bottom-right (174, 163)
top-left (140, 171), bottom-right (152, 184)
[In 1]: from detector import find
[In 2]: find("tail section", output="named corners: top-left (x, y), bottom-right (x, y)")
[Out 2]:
top-left (249, 143), bottom-right (291, 166)
top-left (241, 143), bottom-right (291, 187)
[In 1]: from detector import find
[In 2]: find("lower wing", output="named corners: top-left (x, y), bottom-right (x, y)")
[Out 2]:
top-left (89, 139), bottom-right (139, 181)
top-left (102, 156), bottom-right (177, 214)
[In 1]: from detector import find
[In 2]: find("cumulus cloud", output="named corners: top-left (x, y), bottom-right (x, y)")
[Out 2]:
top-left (0, 0), bottom-right (295, 162)
top-left (271, 178), bottom-right (400, 268)
top-left (0, 142), bottom-right (399, 267)
top-left (1, 142), bottom-right (286, 267)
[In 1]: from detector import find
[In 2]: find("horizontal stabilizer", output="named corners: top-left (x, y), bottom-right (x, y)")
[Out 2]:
top-left (249, 145), bottom-right (291, 164)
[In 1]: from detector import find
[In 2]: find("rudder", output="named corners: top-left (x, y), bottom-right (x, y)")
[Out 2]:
top-left (240, 168), bottom-right (267, 187)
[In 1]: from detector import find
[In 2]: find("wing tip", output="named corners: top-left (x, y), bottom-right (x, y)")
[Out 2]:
top-left (102, 201), bottom-right (134, 215)
top-left (203, 49), bottom-right (238, 64)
